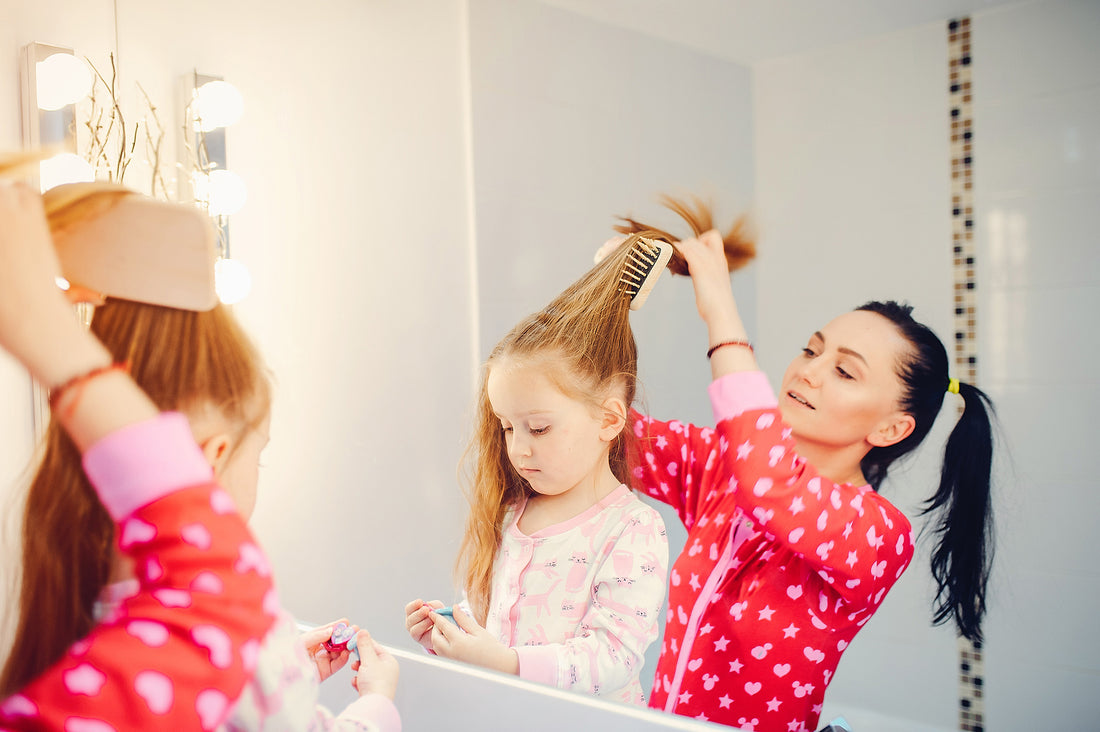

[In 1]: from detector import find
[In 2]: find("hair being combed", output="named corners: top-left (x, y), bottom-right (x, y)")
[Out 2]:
top-left (614, 194), bottom-right (755, 274)
top-left (855, 301), bottom-right (996, 643)
top-left (0, 185), bottom-right (270, 696)
top-left (458, 234), bottom-right (656, 624)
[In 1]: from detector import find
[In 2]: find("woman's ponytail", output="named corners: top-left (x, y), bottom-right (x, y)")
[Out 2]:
top-left (922, 382), bottom-right (996, 642)
top-left (855, 301), bottom-right (997, 643)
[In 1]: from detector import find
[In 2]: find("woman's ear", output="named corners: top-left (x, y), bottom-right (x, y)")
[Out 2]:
top-left (200, 432), bottom-right (235, 476)
top-left (599, 397), bottom-right (628, 442)
top-left (868, 412), bottom-right (916, 448)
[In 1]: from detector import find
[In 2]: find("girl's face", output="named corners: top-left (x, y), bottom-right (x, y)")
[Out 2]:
top-left (487, 356), bottom-right (618, 500)
top-left (216, 413), bottom-right (271, 520)
top-left (190, 404), bottom-right (271, 521)
top-left (779, 310), bottom-right (914, 454)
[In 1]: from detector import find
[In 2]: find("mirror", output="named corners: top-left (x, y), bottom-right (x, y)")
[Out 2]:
top-left (2, 0), bottom-right (1093, 730)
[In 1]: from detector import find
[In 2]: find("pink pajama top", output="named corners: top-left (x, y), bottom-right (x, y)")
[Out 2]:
top-left (485, 484), bottom-right (669, 704)
top-left (637, 372), bottom-right (914, 732)
top-left (95, 588), bottom-right (400, 731)
top-left (0, 414), bottom-right (277, 730)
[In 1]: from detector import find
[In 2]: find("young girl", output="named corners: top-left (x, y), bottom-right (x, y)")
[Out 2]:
top-left (404, 235), bottom-right (670, 705)
top-left (0, 174), bottom-right (400, 731)
top-left (615, 207), bottom-right (996, 732)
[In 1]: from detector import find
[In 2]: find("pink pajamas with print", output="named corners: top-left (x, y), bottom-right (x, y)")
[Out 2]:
top-left (636, 372), bottom-right (914, 732)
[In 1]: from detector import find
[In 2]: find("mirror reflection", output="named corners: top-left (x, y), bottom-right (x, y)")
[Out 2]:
top-left (1, 0), bottom-right (1094, 731)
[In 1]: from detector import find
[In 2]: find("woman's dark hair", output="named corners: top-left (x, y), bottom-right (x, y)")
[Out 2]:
top-left (856, 300), bottom-right (995, 643)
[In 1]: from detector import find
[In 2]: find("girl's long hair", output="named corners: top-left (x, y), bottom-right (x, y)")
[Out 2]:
top-left (0, 188), bottom-right (269, 695)
top-left (458, 198), bottom-right (753, 624)
top-left (856, 301), bottom-right (996, 643)
top-left (458, 235), bottom-right (644, 624)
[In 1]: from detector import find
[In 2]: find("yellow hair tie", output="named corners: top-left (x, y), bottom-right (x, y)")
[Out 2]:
top-left (947, 378), bottom-right (960, 394)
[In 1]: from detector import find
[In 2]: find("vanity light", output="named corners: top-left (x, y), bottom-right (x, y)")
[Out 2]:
top-left (206, 169), bottom-right (247, 216)
top-left (214, 257), bottom-right (252, 305)
top-left (38, 152), bottom-right (94, 192)
top-left (21, 43), bottom-right (94, 192)
top-left (35, 52), bottom-right (93, 111)
top-left (193, 80), bottom-right (244, 132)
top-left (184, 71), bottom-right (250, 304)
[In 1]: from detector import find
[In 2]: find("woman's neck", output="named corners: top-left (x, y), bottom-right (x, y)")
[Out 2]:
top-left (791, 436), bottom-right (868, 487)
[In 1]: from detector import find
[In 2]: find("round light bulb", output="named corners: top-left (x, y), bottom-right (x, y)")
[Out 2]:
top-left (207, 170), bottom-right (247, 216)
top-left (36, 53), bottom-right (93, 111)
top-left (193, 80), bottom-right (243, 132)
top-left (215, 258), bottom-right (252, 304)
top-left (39, 153), bottom-right (94, 192)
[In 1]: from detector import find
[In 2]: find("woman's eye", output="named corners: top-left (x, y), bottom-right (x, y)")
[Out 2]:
top-left (530, 426), bottom-right (550, 436)
top-left (501, 425), bottom-right (513, 434)
top-left (836, 366), bottom-right (854, 380)
top-left (802, 347), bottom-right (816, 358)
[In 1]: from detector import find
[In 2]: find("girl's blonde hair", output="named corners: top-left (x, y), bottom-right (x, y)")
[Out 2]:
top-left (458, 199), bottom-right (754, 623)
top-left (0, 178), bottom-right (270, 696)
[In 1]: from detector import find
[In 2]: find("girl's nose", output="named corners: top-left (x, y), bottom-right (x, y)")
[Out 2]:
top-left (509, 433), bottom-right (532, 458)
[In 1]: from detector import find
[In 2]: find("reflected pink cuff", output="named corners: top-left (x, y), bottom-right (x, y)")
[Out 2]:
top-left (82, 412), bottom-right (213, 521)
top-left (514, 644), bottom-right (559, 686)
top-left (708, 371), bottom-right (778, 423)
top-left (342, 694), bottom-right (402, 732)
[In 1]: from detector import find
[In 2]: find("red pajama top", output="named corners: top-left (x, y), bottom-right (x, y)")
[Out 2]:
top-left (635, 372), bottom-right (914, 732)
top-left (0, 414), bottom-right (278, 731)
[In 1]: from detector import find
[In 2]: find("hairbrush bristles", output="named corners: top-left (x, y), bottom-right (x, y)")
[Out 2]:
top-left (619, 237), bottom-right (673, 311)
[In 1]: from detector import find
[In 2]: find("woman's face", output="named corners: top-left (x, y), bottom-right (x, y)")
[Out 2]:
top-left (778, 310), bottom-right (913, 454)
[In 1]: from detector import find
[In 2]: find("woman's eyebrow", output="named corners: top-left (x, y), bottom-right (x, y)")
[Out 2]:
top-left (815, 331), bottom-right (868, 365)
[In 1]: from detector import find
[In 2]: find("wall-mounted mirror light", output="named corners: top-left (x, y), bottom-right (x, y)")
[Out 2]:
top-left (183, 71), bottom-right (250, 304)
top-left (20, 42), bottom-right (94, 192)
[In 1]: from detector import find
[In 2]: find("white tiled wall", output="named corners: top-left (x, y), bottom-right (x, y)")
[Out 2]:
top-left (972, 0), bottom-right (1100, 728)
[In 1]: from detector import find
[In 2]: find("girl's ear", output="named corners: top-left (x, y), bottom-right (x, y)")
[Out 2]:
top-left (599, 397), bottom-right (628, 442)
top-left (868, 412), bottom-right (916, 448)
top-left (200, 432), bottom-right (235, 476)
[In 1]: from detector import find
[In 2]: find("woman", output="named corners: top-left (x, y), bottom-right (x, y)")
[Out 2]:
top-left (619, 217), bottom-right (994, 732)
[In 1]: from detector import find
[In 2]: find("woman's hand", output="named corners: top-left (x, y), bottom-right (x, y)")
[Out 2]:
top-left (300, 618), bottom-right (355, 682)
top-left (404, 598), bottom-right (444, 652)
top-left (0, 181), bottom-right (102, 385)
top-left (350, 629), bottom-right (399, 700)
top-left (429, 606), bottom-right (518, 675)
top-left (674, 229), bottom-right (756, 377)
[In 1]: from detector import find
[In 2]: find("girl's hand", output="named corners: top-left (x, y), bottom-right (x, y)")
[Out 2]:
top-left (404, 598), bottom-right (443, 652)
top-left (429, 605), bottom-right (518, 675)
top-left (300, 618), bottom-right (354, 682)
top-left (593, 235), bottom-right (626, 264)
top-left (350, 629), bottom-right (399, 700)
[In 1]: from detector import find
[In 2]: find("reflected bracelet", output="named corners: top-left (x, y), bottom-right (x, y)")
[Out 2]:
top-left (706, 339), bottom-right (753, 359)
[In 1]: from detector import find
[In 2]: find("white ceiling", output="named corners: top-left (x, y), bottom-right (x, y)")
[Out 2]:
top-left (535, 0), bottom-right (1027, 65)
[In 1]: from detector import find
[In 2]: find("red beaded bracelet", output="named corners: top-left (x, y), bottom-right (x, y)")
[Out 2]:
top-left (706, 340), bottom-right (753, 359)
top-left (48, 362), bottom-right (130, 411)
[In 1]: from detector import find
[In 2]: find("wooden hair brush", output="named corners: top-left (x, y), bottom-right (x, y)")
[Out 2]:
top-left (44, 183), bottom-right (218, 312)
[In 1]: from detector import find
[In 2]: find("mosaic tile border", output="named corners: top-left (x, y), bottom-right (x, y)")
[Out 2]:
top-left (948, 16), bottom-right (984, 732)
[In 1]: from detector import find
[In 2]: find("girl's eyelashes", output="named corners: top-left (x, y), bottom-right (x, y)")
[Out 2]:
top-left (836, 366), bottom-right (854, 380)
top-left (802, 346), bottom-right (817, 358)
top-left (529, 426), bottom-right (550, 436)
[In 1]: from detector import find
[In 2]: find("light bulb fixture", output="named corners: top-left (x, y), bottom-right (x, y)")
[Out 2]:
top-left (193, 80), bottom-right (243, 132)
top-left (20, 43), bottom-right (87, 192)
top-left (35, 52), bottom-right (92, 111)
top-left (182, 70), bottom-right (249, 304)
top-left (214, 257), bottom-right (252, 305)
top-left (38, 152), bottom-right (95, 192)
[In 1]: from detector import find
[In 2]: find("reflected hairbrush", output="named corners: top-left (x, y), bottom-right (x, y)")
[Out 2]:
top-left (619, 236), bottom-right (673, 311)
